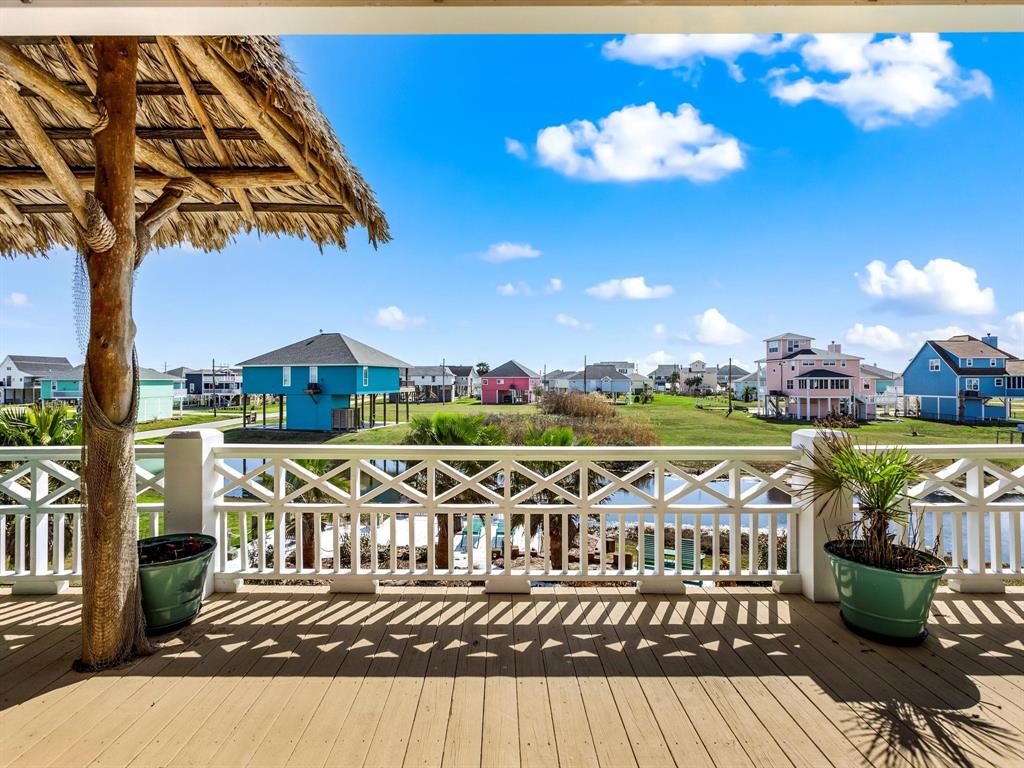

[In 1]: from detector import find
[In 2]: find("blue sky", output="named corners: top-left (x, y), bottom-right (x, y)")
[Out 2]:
top-left (2, 33), bottom-right (1022, 375)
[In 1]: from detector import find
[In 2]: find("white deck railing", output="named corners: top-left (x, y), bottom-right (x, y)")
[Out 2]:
top-left (1, 432), bottom-right (1021, 596)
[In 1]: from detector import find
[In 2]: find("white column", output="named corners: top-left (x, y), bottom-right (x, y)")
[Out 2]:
top-left (788, 429), bottom-right (854, 602)
top-left (164, 428), bottom-right (228, 595)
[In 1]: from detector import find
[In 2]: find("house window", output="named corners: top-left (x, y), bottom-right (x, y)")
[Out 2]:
top-left (929, 359), bottom-right (940, 372)
top-left (964, 359), bottom-right (973, 368)
top-left (482, 378), bottom-right (489, 385)
top-left (362, 367), bottom-right (369, 387)
top-left (497, 378), bottom-right (505, 385)
top-left (786, 380), bottom-right (793, 389)
top-left (309, 366), bottom-right (318, 383)
top-left (768, 341), bottom-right (779, 353)
top-left (995, 378), bottom-right (1004, 387)
top-left (282, 366), bottom-right (291, 387)
top-left (824, 360), bottom-right (836, 367)
top-left (841, 361), bottom-right (846, 367)
top-left (991, 358), bottom-right (998, 367)
top-left (864, 381), bottom-right (871, 389)
top-left (966, 378), bottom-right (980, 391)
top-left (787, 340), bottom-right (799, 352)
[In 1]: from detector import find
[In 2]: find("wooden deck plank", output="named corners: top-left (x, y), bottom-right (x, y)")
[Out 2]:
top-left (509, 593), bottom-right (558, 768)
top-left (440, 588), bottom-right (489, 768)
top-left (363, 588), bottom-right (454, 768)
top-left (2, 586), bottom-right (1021, 768)
top-left (252, 594), bottom-right (390, 767)
top-left (649, 593), bottom-right (794, 768)
top-left (480, 594), bottom-right (521, 768)
top-left (402, 588), bottom-right (469, 768)
top-left (569, 587), bottom-right (676, 768)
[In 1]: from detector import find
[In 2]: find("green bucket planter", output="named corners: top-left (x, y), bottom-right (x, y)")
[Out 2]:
top-left (824, 540), bottom-right (946, 644)
top-left (138, 533), bottom-right (216, 635)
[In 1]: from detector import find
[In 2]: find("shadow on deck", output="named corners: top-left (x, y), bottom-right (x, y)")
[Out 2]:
top-left (2, 586), bottom-right (1023, 768)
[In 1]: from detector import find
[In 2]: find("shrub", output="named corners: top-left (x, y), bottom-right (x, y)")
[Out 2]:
top-left (485, 413), bottom-right (659, 446)
top-left (813, 412), bottom-right (859, 429)
top-left (539, 391), bottom-right (615, 419)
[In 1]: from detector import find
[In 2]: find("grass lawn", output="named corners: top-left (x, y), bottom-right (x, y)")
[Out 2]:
top-left (208, 394), bottom-right (1014, 447)
top-left (135, 411), bottom-right (243, 433)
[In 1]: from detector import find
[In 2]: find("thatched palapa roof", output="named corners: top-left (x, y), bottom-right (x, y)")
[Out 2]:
top-left (0, 36), bottom-right (389, 257)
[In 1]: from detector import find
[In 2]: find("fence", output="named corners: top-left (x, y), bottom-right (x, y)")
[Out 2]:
top-left (1, 430), bottom-right (1021, 597)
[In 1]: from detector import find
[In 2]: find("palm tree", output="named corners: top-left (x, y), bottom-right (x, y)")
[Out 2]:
top-left (0, 402), bottom-right (81, 446)
top-left (511, 426), bottom-right (591, 567)
top-left (405, 412), bottom-right (503, 567)
top-left (668, 370), bottom-right (681, 393)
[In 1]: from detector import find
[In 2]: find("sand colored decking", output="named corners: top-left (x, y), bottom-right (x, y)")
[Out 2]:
top-left (2, 586), bottom-right (1023, 768)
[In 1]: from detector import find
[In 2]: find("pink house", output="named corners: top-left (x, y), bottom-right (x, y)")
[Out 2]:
top-left (757, 333), bottom-right (878, 420)
top-left (481, 360), bottom-right (540, 405)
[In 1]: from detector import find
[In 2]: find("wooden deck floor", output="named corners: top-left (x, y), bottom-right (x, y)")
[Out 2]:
top-left (2, 586), bottom-right (1023, 768)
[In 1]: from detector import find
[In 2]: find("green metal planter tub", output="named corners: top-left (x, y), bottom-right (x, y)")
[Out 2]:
top-left (138, 533), bottom-right (216, 634)
top-left (824, 540), bottom-right (947, 645)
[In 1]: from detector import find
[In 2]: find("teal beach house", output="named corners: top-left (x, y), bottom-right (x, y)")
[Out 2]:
top-left (239, 333), bottom-right (411, 431)
top-left (39, 366), bottom-right (178, 422)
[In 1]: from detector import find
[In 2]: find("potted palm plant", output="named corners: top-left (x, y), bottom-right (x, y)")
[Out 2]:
top-left (792, 431), bottom-right (946, 644)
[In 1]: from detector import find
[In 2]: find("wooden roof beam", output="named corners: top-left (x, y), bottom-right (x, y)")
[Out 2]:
top-left (169, 37), bottom-right (318, 185)
top-left (0, 76), bottom-right (109, 241)
top-left (16, 201), bottom-right (350, 215)
top-left (0, 127), bottom-right (261, 141)
top-left (0, 167), bottom-right (304, 190)
top-left (0, 189), bottom-right (26, 225)
top-left (0, 39), bottom-right (223, 203)
top-left (156, 37), bottom-right (255, 222)
top-left (59, 36), bottom-right (96, 94)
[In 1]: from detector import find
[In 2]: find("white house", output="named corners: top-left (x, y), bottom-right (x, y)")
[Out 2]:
top-left (0, 354), bottom-right (74, 404)
top-left (408, 365), bottom-right (456, 402)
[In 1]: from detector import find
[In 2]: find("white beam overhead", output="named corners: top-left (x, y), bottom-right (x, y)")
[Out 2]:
top-left (1, 1), bottom-right (1022, 35)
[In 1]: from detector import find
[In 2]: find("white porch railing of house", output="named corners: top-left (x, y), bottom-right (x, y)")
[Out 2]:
top-left (1, 431), bottom-right (1021, 598)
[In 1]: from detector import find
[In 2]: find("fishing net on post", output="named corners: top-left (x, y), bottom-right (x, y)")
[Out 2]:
top-left (75, 347), bottom-right (153, 670)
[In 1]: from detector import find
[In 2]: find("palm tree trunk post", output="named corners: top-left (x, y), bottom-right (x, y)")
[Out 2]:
top-left (78, 37), bottom-right (152, 670)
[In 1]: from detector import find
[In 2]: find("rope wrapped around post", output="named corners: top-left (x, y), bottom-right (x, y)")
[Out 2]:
top-left (134, 177), bottom-right (198, 267)
top-left (75, 348), bottom-right (154, 670)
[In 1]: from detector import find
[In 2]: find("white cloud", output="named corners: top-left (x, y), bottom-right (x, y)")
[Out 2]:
top-left (586, 276), bottom-right (674, 300)
top-left (769, 34), bottom-right (991, 129)
top-left (844, 323), bottom-right (904, 351)
top-left (636, 350), bottom-right (673, 372)
top-left (536, 102), bottom-right (744, 183)
top-left (497, 281), bottom-right (533, 297)
top-left (653, 323), bottom-right (690, 341)
top-left (688, 351), bottom-right (707, 363)
top-left (602, 34), bottom-right (795, 81)
top-left (505, 137), bottom-right (527, 160)
top-left (856, 258), bottom-right (995, 315)
top-left (555, 313), bottom-right (591, 331)
top-left (693, 308), bottom-right (749, 345)
top-left (545, 277), bottom-right (564, 294)
top-left (2, 292), bottom-right (30, 308)
top-left (1001, 311), bottom-right (1024, 356)
top-left (903, 324), bottom-right (969, 350)
top-left (373, 305), bottom-right (425, 331)
top-left (481, 242), bottom-right (542, 263)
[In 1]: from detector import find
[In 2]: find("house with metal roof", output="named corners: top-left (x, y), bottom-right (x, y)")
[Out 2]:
top-left (0, 354), bottom-right (74, 404)
top-left (39, 365), bottom-right (179, 422)
top-left (238, 333), bottom-right (410, 431)
top-left (902, 334), bottom-right (1023, 421)
top-left (480, 361), bottom-right (540, 405)
top-left (568, 365), bottom-right (632, 401)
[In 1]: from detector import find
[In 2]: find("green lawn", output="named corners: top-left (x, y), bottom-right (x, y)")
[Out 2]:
top-left (135, 411), bottom-right (242, 433)
top-left (209, 394), bottom-right (1013, 447)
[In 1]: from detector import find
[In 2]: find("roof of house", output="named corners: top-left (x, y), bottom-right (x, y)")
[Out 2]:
top-left (773, 347), bottom-right (861, 362)
top-left (408, 366), bottom-right (454, 378)
top-left (628, 372), bottom-right (653, 383)
top-left (447, 365), bottom-right (474, 378)
top-left (764, 333), bottom-right (813, 342)
top-left (237, 333), bottom-right (410, 369)
top-left (1007, 360), bottom-right (1024, 376)
top-left (713, 364), bottom-right (751, 377)
top-left (861, 363), bottom-right (899, 380)
top-left (5, 355), bottom-right (74, 376)
top-left (165, 366), bottom-right (196, 378)
top-left (733, 371), bottom-right (759, 384)
top-left (647, 364), bottom-right (683, 378)
top-left (487, 360), bottom-right (540, 379)
top-left (795, 369), bottom-right (852, 379)
top-left (543, 369), bottom-right (573, 380)
top-left (568, 365), bottom-right (631, 381)
top-left (926, 335), bottom-right (1017, 375)
top-left (45, 365), bottom-right (180, 383)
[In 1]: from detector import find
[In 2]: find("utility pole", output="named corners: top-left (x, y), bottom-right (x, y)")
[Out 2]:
top-left (211, 357), bottom-right (217, 417)
top-left (728, 357), bottom-right (733, 416)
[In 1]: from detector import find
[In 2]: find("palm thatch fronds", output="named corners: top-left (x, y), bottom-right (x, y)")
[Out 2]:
top-left (0, 35), bottom-right (389, 257)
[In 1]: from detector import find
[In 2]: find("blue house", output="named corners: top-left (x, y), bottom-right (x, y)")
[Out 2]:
top-left (238, 333), bottom-right (410, 431)
top-left (567, 365), bottom-right (633, 402)
top-left (902, 334), bottom-right (1024, 422)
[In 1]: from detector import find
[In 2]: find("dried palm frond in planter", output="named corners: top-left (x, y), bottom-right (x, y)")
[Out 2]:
top-left (790, 431), bottom-right (946, 644)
